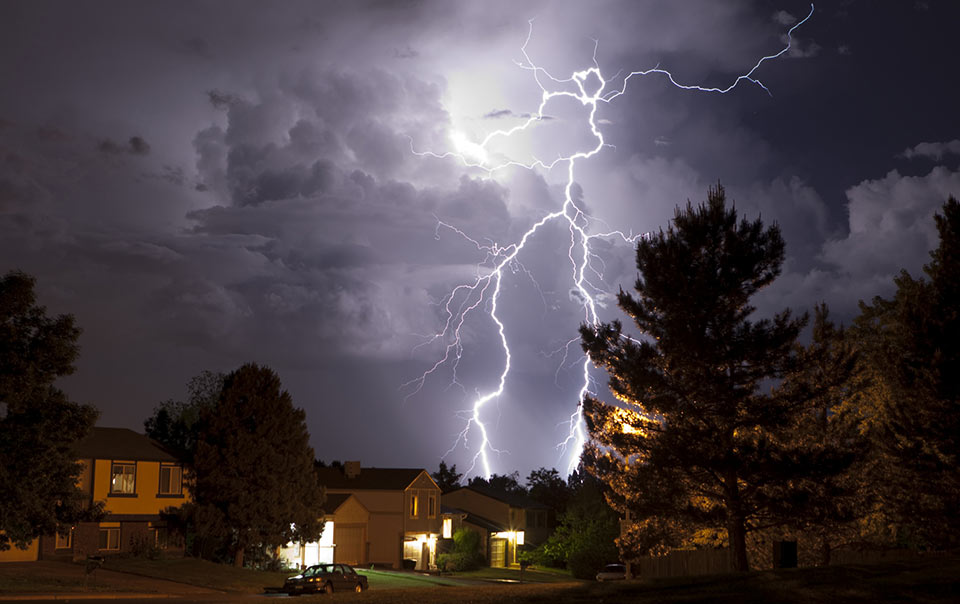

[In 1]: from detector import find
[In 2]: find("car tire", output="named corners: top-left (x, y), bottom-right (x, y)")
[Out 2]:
top-left (324, 582), bottom-right (334, 594)
top-left (354, 583), bottom-right (364, 593)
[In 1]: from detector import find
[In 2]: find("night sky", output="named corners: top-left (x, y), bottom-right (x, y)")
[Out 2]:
top-left (2, 1), bottom-right (958, 479)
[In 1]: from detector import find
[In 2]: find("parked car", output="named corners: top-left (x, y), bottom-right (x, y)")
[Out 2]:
top-left (283, 563), bottom-right (368, 595)
top-left (596, 563), bottom-right (627, 581)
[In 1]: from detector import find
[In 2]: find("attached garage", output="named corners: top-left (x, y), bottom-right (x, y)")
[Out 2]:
top-left (333, 525), bottom-right (366, 565)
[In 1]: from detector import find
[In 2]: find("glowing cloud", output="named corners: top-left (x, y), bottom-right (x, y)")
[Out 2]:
top-left (408, 5), bottom-right (814, 478)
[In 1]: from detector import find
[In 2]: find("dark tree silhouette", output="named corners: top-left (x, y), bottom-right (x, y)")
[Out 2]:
top-left (853, 196), bottom-right (960, 549)
top-left (0, 271), bottom-right (101, 550)
top-left (431, 460), bottom-right (463, 493)
top-left (192, 363), bottom-right (324, 567)
top-left (144, 370), bottom-right (225, 464)
top-left (580, 185), bottom-right (844, 571)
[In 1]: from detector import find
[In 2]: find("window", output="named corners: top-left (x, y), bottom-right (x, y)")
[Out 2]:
top-left (55, 528), bottom-right (73, 549)
top-left (410, 494), bottom-right (418, 518)
top-left (158, 464), bottom-right (183, 495)
top-left (428, 495), bottom-right (436, 518)
top-left (110, 462), bottom-right (136, 494)
top-left (442, 518), bottom-right (452, 539)
top-left (99, 527), bottom-right (120, 550)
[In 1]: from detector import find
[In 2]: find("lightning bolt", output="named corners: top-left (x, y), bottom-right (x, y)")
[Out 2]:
top-left (406, 5), bottom-right (814, 478)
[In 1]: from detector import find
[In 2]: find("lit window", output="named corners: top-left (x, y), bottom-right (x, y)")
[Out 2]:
top-left (410, 494), bottom-right (418, 518)
top-left (55, 528), bottom-right (73, 549)
top-left (99, 528), bottom-right (120, 550)
top-left (159, 465), bottom-right (182, 495)
top-left (428, 495), bottom-right (436, 518)
top-left (442, 518), bottom-right (452, 539)
top-left (110, 462), bottom-right (136, 494)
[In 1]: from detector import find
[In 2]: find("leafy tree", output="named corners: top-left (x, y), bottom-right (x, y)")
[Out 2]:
top-left (468, 471), bottom-right (527, 498)
top-left (144, 370), bottom-right (224, 463)
top-left (0, 270), bottom-right (101, 550)
top-left (853, 196), bottom-right (960, 548)
top-left (526, 467), bottom-right (570, 519)
top-left (192, 363), bottom-right (325, 567)
top-left (580, 185), bottom-right (846, 571)
top-left (536, 470), bottom-right (618, 578)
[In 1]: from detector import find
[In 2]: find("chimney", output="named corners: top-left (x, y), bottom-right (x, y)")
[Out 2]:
top-left (344, 461), bottom-right (361, 479)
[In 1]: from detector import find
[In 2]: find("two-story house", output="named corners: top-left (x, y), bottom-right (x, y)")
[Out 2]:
top-left (40, 427), bottom-right (190, 560)
top-left (441, 484), bottom-right (551, 567)
top-left (311, 462), bottom-right (442, 570)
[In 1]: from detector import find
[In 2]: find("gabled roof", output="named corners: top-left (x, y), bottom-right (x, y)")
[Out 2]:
top-left (316, 466), bottom-right (435, 491)
top-left (74, 427), bottom-right (178, 463)
top-left (324, 493), bottom-right (353, 512)
top-left (441, 505), bottom-right (506, 533)
top-left (448, 484), bottom-right (549, 510)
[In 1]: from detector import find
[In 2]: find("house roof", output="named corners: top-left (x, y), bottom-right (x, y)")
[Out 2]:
top-left (441, 505), bottom-right (506, 533)
top-left (74, 427), bottom-right (178, 462)
top-left (316, 466), bottom-right (434, 491)
top-left (449, 484), bottom-right (550, 510)
top-left (324, 493), bottom-right (353, 512)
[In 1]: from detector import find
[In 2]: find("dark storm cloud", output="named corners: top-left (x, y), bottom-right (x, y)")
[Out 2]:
top-left (2, 0), bottom-right (957, 476)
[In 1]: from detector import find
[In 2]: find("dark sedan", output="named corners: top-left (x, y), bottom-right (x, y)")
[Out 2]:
top-left (283, 563), bottom-right (368, 595)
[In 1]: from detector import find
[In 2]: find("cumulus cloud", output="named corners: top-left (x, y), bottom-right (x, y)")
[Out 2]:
top-left (820, 165), bottom-right (960, 294)
top-left (901, 140), bottom-right (960, 161)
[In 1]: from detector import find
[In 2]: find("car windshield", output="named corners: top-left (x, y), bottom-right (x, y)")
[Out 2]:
top-left (304, 564), bottom-right (333, 577)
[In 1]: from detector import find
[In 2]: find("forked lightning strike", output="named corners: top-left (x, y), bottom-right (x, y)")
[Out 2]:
top-left (406, 5), bottom-right (814, 478)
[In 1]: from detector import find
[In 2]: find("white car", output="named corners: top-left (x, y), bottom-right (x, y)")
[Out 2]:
top-left (596, 563), bottom-right (627, 581)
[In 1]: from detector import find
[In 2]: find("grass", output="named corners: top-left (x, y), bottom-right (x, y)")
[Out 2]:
top-left (3, 554), bottom-right (957, 602)
top-left (447, 565), bottom-right (579, 583)
top-left (101, 556), bottom-right (291, 593)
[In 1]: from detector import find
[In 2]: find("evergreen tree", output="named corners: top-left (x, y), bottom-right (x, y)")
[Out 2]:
top-left (0, 271), bottom-right (101, 550)
top-left (431, 460), bottom-right (463, 493)
top-left (580, 185), bottom-right (843, 571)
top-left (192, 363), bottom-right (324, 567)
top-left (468, 471), bottom-right (527, 498)
top-left (526, 467), bottom-right (571, 518)
top-left (853, 196), bottom-right (960, 548)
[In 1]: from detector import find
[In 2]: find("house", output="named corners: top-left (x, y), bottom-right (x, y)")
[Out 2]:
top-left (277, 493), bottom-right (368, 569)
top-left (311, 462), bottom-right (442, 570)
top-left (441, 484), bottom-right (551, 567)
top-left (1, 427), bottom-right (190, 562)
top-left (48, 427), bottom-right (190, 560)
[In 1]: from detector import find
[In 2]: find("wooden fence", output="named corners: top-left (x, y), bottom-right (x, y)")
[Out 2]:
top-left (632, 548), bottom-right (733, 579)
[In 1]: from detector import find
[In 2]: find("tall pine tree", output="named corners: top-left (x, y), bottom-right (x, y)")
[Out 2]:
top-left (581, 185), bottom-right (846, 571)
top-left (853, 196), bottom-right (960, 548)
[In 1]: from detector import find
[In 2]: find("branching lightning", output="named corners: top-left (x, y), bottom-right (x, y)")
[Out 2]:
top-left (406, 5), bottom-right (814, 478)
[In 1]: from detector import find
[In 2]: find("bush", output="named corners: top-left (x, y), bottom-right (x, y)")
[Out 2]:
top-left (129, 533), bottom-right (161, 560)
top-left (437, 551), bottom-right (483, 572)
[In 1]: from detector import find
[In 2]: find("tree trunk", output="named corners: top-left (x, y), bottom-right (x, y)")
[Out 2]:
top-left (233, 546), bottom-right (244, 568)
top-left (819, 534), bottom-right (831, 567)
top-left (725, 468), bottom-right (749, 572)
top-left (728, 514), bottom-right (749, 572)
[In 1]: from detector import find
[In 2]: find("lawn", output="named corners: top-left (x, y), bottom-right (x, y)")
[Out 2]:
top-left (101, 556), bottom-right (291, 593)
top-left (447, 565), bottom-right (579, 583)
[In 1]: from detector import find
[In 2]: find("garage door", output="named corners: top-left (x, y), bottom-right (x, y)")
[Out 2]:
top-left (334, 526), bottom-right (365, 565)
top-left (490, 538), bottom-right (506, 568)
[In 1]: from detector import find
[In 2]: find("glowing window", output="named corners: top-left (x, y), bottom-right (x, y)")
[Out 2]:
top-left (410, 494), bottom-right (418, 518)
top-left (159, 464), bottom-right (183, 495)
top-left (442, 518), bottom-right (452, 539)
top-left (110, 462), bottom-right (136, 494)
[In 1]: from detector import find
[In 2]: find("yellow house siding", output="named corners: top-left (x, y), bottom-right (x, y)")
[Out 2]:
top-left (0, 538), bottom-right (39, 562)
top-left (442, 489), bottom-right (510, 526)
top-left (92, 459), bottom-right (189, 516)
